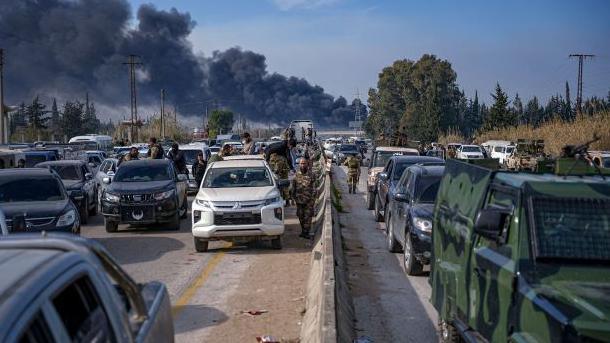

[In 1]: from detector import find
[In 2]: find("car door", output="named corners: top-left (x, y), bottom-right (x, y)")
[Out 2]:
top-left (395, 171), bottom-right (416, 245)
top-left (392, 170), bottom-right (410, 244)
top-left (173, 165), bottom-right (187, 204)
top-left (96, 160), bottom-right (109, 185)
top-left (378, 159), bottom-right (394, 208)
top-left (81, 164), bottom-right (95, 206)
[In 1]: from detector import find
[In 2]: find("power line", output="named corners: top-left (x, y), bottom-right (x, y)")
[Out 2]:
top-left (569, 53), bottom-right (595, 113)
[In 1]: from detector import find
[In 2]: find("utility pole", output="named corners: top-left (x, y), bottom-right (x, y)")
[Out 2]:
top-left (569, 54), bottom-right (594, 113)
top-left (123, 55), bottom-right (142, 142)
top-left (0, 49), bottom-right (5, 144)
top-left (160, 89), bottom-right (165, 139)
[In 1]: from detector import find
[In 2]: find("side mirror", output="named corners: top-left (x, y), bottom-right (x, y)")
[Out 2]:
top-left (277, 179), bottom-right (290, 188)
top-left (85, 173), bottom-right (93, 180)
top-left (474, 208), bottom-right (508, 241)
top-left (102, 177), bottom-right (111, 184)
top-left (107, 171), bottom-right (115, 177)
top-left (378, 172), bottom-right (388, 181)
top-left (177, 174), bottom-right (188, 182)
top-left (88, 162), bottom-right (96, 168)
top-left (135, 281), bottom-right (174, 342)
top-left (393, 193), bottom-right (410, 202)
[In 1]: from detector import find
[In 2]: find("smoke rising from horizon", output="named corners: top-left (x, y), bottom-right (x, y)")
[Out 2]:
top-left (0, 0), bottom-right (362, 128)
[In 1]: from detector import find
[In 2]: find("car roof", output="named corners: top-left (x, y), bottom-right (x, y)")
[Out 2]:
top-left (494, 171), bottom-right (610, 188)
top-left (461, 144), bottom-right (481, 148)
top-left (375, 146), bottom-right (418, 153)
top-left (407, 165), bottom-right (445, 177)
top-left (391, 156), bottom-right (444, 164)
top-left (209, 159), bottom-right (267, 168)
top-left (222, 155), bottom-right (265, 161)
top-left (36, 160), bottom-right (86, 166)
top-left (0, 249), bottom-right (63, 298)
top-left (119, 159), bottom-right (172, 167)
top-left (0, 168), bottom-right (57, 177)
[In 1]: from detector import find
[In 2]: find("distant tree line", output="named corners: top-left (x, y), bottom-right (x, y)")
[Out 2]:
top-left (9, 94), bottom-right (114, 142)
top-left (365, 54), bottom-right (610, 143)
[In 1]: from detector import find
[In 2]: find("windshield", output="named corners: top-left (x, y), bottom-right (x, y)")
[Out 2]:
top-left (0, 177), bottom-right (65, 202)
top-left (415, 178), bottom-right (441, 203)
top-left (340, 145), bottom-right (358, 152)
top-left (532, 197), bottom-right (610, 262)
top-left (604, 158), bottom-right (610, 169)
top-left (25, 155), bottom-right (48, 167)
top-left (182, 150), bottom-right (200, 164)
top-left (374, 151), bottom-right (406, 168)
top-left (114, 164), bottom-right (171, 182)
top-left (48, 165), bottom-right (82, 180)
top-left (462, 146), bottom-right (481, 153)
top-left (203, 167), bottom-right (273, 188)
top-left (393, 162), bottom-right (416, 181)
top-left (506, 147), bottom-right (515, 154)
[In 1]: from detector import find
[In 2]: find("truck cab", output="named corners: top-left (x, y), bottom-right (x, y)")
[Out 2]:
top-left (431, 159), bottom-right (610, 342)
top-left (0, 234), bottom-right (174, 342)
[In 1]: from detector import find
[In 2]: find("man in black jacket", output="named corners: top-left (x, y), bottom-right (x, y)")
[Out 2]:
top-left (191, 152), bottom-right (207, 187)
top-left (168, 143), bottom-right (188, 174)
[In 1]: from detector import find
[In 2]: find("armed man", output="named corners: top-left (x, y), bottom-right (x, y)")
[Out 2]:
top-left (343, 154), bottom-right (361, 193)
top-left (292, 157), bottom-right (315, 239)
top-left (268, 143), bottom-right (292, 206)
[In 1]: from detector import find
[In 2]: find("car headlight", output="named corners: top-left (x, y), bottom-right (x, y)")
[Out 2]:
top-left (264, 196), bottom-right (281, 206)
top-left (413, 217), bottom-right (432, 232)
top-left (196, 199), bottom-right (211, 208)
top-left (56, 209), bottom-right (76, 227)
top-left (103, 192), bottom-right (120, 202)
top-left (154, 189), bottom-right (175, 201)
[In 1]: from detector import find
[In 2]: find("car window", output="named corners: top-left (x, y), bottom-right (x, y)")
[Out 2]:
top-left (397, 170), bottom-right (410, 193)
top-left (494, 146), bottom-right (504, 153)
top-left (99, 161), bottom-right (109, 173)
top-left (18, 311), bottom-right (56, 343)
top-left (462, 146), bottom-right (481, 153)
top-left (0, 177), bottom-right (66, 202)
top-left (203, 167), bottom-right (273, 188)
top-left (393, 162), bottom-right (415, 181)
top-left (113, 164), bottom-right (171, 182)
top-left (385, 160), bottom-right (393, 176)
top-left (416, 178), bottom-right (441, 203)
top-left (47, 165), bottom-right (82, 181)
top-left (52, 276), bottom-right (116, 343)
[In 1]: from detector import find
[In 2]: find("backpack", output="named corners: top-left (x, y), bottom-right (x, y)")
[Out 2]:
top-left (348, 157), bottom-right (359, 168)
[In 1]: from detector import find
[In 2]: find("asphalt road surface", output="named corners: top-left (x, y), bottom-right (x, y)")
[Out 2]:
top-left (334, 165), bottom-right (438, 342)
top-left (82, 196), bottom-right (311, 343)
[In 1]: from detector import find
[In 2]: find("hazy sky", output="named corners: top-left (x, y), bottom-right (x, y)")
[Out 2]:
top-left (129, 0), bottom-right (610, 104)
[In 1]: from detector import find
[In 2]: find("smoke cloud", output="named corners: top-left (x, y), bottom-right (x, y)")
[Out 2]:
top-left (0, 0), bottom-right (362, 128)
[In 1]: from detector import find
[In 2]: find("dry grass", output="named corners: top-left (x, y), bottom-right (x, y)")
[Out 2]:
top-left (436, 128), bottom-right (465, 146)
top-left (437, 111), bottom-right (610, 156)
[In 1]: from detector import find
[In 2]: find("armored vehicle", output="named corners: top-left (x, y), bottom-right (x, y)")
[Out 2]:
top-left (431, 158), bottom-right (610, 342)
top-left (504, 139), bottom-right (545, 171)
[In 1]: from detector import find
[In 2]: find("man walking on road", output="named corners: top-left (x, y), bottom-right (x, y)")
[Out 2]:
top-left (343, 155), bottom-right (361, 194)
top-left (192, 152), bottom-right (207, 187)
top-left (293, 157), bottom-right (315, 238)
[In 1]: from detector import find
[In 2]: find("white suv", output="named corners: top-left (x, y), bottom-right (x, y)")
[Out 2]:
top-left (191, 159), bottom-right (287, 252)
top-left (456, 145), bottom-right (485, 159)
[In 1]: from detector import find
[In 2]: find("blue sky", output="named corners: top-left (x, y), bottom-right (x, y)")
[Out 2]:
top-left (128, 0), bottom-right (610, 104)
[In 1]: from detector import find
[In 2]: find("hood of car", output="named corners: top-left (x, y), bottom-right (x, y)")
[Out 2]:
top-left (108, 180), bottom-right (175, 194)
top-left (0, 200), bottom-right (70, 219)
top-left (410, 203), bottom-right (434, 219)
top-left (198, 186), bottom-right (278, 202)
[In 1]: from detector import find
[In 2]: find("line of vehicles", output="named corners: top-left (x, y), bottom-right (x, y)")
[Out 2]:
top-left (358, 140), bottom-right (610, 342)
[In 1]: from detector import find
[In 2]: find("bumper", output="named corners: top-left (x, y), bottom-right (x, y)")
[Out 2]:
top-left (191, 203), bottom-right (285, 240)
top-left (101, 199), bottom-right (178, 224)
top-left (187, 180), bottom-right (199, 194)
top-left (409, 229), bottom-right (432, 264)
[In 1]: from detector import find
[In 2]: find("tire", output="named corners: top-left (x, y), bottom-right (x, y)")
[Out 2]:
top-left (179, 196), bottom-right (188, 219)
top-left (374, 196), bottom-right (384, 222)
top-left (104, 218), bottom-right (118, 233)
top-left (387, 219), bottom-right (400, 253)
top-left (404, 233), bottom-right (424, 275)
top-left (89, 192), bottom-right (98, 216)
top-left (271, 236), bottom-right (282, 250)
top-left (80, 200), bottom-right (89, 225)
top-left (367, 191), bottom-right (375, 210)
top-left (194, 238), bottom-right (209, 252)
top-left (439, 319), bottom-right (461, 343)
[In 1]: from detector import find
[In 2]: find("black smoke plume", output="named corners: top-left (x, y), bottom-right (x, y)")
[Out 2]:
top-left (0, 0), bottom-right (361, 128)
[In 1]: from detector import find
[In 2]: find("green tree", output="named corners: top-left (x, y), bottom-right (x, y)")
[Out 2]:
top-left (485, 83), bottom-right (515, 130)
top-left (26, 97), bottom-right (49, 139)
top-left (512, 93), bottom-right (524, 124)
top-left (562, 81), bottom-right (573, 121)
top-left (82, 97), bottom-right (100, 134)
top-left (208, 109), bottom-right (234, 137)
top-left (62, 101), bottom-right (84, 139)
top-left (524, 96), bottom-right (543, 126)
top-left (49, 98), bottom-right (63, 141)
top-left (462, 91), bottom-right (482, 137)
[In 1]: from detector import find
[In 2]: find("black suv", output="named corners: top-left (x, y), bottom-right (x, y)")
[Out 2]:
top-left (385, 165), bottom-right (444, 275)
top-left (0, 168), bottom-right (80, 234)
top-left (36, 160), bottom-right (98, 224)
top-left (101, 159), bottom-right (188, 232)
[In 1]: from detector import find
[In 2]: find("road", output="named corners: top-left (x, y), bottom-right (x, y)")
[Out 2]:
top-left (82, 196), bottom-right (311, 343)
top-left (333, 165), bottom-right (438, 342)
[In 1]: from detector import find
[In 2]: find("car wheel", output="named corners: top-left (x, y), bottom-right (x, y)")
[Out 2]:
top-left (367, 191), bottom-right (375, 210)
top-left (439, 319), bottom-right (461, 343)
top-left (194, 237), bottom-right (209, 252)
top-left (387, 218), bottom-right (400, 253)
top-left (89, 192), bottom-right (98, 216)
top-left (271, 236), bottom-right (282, 250)
top-left (383, 202), bottom-right (389, 224)
top-left (374, 196), bottom-right (384, 222)
top-left (80, 200), bottom-right (89, 225)
top-left (104, 218), bottom-right (118, 233)
top-left (404, 233), bottom-right (423, 276)
top-left (179, 195), bottom-right (188, 219)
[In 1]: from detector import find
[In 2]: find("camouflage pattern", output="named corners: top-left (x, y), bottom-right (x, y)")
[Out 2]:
top-left (343, 155), bottom-right (360, 193)
top-left (505, 139), bottom-right (546, 171)
top-left (292, 168), bottom-right (315, 233)
top-left (431, 158), bottom-right (610, 342)
top-left (269, 153), bottom-right (291, 200)
top-left (207, 153), bottom-right (223, 164)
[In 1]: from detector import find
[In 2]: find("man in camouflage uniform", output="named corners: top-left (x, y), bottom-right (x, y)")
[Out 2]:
top-left (269, 150), bottom-right (291, 206)
top-left (343, 154), bottom-right (361, 193)
top-left (292, 157), bottom-right (315, 238)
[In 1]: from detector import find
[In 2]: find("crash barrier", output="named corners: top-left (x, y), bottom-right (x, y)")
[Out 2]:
top-left (300, 164), bottom-right (356, 343)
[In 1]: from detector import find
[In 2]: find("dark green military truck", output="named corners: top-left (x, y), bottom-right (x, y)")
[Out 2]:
top-left (431, 158), bottom-right (610, 342)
